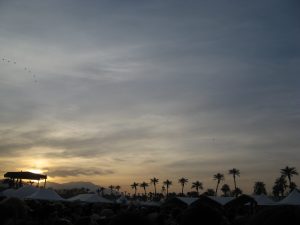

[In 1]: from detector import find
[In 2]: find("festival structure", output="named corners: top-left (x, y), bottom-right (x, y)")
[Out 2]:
top-left (4, 171), bottom-right (47, 188)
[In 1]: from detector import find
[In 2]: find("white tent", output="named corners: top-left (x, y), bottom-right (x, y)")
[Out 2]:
top-left (68, 194), bottom-right (112, 203)
top-left (14, 186), bottom-right (38, 199)
top-left (252, 194), bottom-right (275, 206)
top-left (27, 189), bottom-right (64, 201)
top-left (176, 197), bottom-right (198, 205)
top-left (279, 189), bottom-right (300, 205)
top-left (116, 195), bottom-right (128, 204)
top-left (1, 188), bottom-right (16, 197)
top-left (140, 201), bottom-right (161, 207)
top-left (208, 196), bottom-right (235, 205)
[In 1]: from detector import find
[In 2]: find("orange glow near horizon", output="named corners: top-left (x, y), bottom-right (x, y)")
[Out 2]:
top-left (27, 169), bottom-right (45, 175)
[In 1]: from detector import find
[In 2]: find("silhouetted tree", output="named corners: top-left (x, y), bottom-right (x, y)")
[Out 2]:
top-left (131, 182), bottom-right (139, 196)
top-left (191, 181), bottom-right (203, 195)
top-left (150, 177), bottom-right (159, 196)
top-left (231, 187), bottom-right (243, 197)
top-left (221, 184), bottom-right (231, 197)
top-left (163, 179), bottom-right (172, 197)
top-left (253, 181), bottom-right (267, 195)
top-left (203, 188), bottom-right (215, 196)
top-left (280, 166), bottom-right (298, 190)
top-left (140, 182), bottom-right (149, 196)
top-left (115, 185), bottom-right (121, 193)
top-left (213, 173), bottom-right (224, 196)
top-left (161, 185), bottom-right (166, 195)
top-left (229, 168), bottom-right (240, 196)
top-left (178, 177), bottom-right (188, 195)
top-left (108, 185), bottom-right (114, 194)
top-left (290, 182), bottom-right (297, 190)
top-left (273, 176), bottom-right (288, 197)
top-left (100, 186), bottom-right (105, 196)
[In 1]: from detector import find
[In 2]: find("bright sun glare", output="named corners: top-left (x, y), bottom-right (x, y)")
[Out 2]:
top-left (28, 169), bottom-right (44, 174)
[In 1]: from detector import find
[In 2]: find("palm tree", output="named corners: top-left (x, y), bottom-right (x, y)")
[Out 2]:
top-left (161, 185), bottom-right (166, 195)
top-left (140, 182), bottom-right (149, 196)
top-left (229, 168), bottom-right (240, 194)
top-left (274, 176), bottom-right (288, 196)
top-left (203, 188), bottom-right (215, 196)
top-left (213, 173), bottom-right (224, 196)
top-left (115, 185), bottom-right (121, 193)
top-left (150, 177), bottom-right (159, 196)
top-left (231, 187), bottom-right (242, 197)
top-left (191, 181), bottom-right (203, 195)
top-left (280, 166), bottom-right (298, 190)
top-left (108, 185), bottom-right (115, 195)
top-left (100, 186), bottom-right (105, 196)
top-left (131, 182), bottom-right (139, 196)
top-left (221, 184), bottom-right (231, 197)
top-left (253, 181), bottom-right (267, 195)
top-left (178, 177), bottom-right (188, 195)
top-left (163, 179), bottom-right (172, 197)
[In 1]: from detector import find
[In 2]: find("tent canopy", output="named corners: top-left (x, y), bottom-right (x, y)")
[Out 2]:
top-left (279, 189), bottom-right (300, 205)
top-left (27, 189), bottom-right (64, 201)
top-left (68, 194), bottom-right (112, 203)
top-left (14, 186), bottom-right (38, 199)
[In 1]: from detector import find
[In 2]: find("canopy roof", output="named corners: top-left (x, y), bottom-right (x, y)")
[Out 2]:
top-left (252, 194), bottom-right (275, 206)
top-left (279, 189), bottom-right (300, 205)
top-left (13, 186), bottom-right (38, 199)
top-left (68, 194), bottom-right (112, 203)
top-left (27, 189), bottom-right (64, 201)
top-left (1, 188), bottom-right (16, 197)
top-left (176, 197), bottom-right (199, 205)
top-left (4, 171), bottom-right (47, 180)
top-left (208, 196), bottom-right (235, 205)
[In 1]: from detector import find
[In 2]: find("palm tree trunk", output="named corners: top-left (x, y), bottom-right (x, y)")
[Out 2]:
top-left (181, 185), bottom-right (184, 195)
top-left (233, 175), bottom-right (237, 191)
top-left (154, 184), bottom-right (157, 196)
top-left (215, 181), bottom-right (220, 196)
top-left (166, 186), bottom-right (169, 197)
top-left (134, 188), bottom-right (137, 196)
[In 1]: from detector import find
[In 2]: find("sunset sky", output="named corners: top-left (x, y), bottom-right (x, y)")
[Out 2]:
top-left (0, 0), bottom-right (299, 194)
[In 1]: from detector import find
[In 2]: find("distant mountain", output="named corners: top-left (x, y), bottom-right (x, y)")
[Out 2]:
top-left (46, 181), bottom-right (120, 195)
top-left (47, 181), bottom-right (100, 191)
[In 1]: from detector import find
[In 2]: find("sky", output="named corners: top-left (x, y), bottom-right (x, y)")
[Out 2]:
top-left (0, 0), bottom-right (299, 194)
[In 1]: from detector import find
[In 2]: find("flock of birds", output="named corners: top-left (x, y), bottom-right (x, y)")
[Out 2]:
top-left (1, 56), bottom-right (38, 83)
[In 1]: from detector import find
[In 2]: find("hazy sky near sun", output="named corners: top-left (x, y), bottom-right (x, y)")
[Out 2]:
top-left (0, 0), bottom-right (299, 193)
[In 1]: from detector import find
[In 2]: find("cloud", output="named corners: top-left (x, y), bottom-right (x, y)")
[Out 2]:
top-left (0, 0), bottom-right (299, 192)
top-left (47, 167), bottom-right (114, 178)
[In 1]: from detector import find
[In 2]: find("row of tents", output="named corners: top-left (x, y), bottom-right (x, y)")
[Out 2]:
top-left (1, 186), bottom-right (300, 206)
top-left (175, 189), bottom-right (300, 206)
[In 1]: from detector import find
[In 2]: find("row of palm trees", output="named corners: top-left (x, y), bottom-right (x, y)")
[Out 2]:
top-left (130, 178), bottom-right (202, 197)
top-left (130, 167), bottom-right (241, 197)
top-left (211, 168), bottom-right (240, 196)
top-left (105, 166), bottom-right (298, 197)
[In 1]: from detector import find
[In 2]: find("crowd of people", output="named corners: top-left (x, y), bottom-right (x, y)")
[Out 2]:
top-left (1, 194), bottom-right (300, 225)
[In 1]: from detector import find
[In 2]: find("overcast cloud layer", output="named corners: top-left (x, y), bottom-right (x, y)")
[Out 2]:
top-left (0, 0), bottom-right (299, 193)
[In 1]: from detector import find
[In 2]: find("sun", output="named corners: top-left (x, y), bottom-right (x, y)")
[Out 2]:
top-left (28, 169), bottom-right (44, 174)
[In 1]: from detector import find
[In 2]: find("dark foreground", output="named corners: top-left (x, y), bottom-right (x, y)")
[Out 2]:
top-left (1, 196), bottom-right (300, 225)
